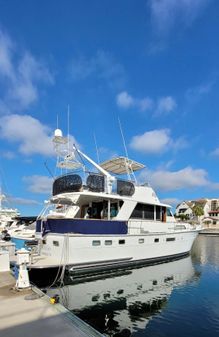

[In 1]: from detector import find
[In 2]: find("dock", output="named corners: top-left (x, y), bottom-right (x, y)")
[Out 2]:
top-left (199, 229), bottom-right (219, 235)
top-left (0, 271), bottom-right (104, 337)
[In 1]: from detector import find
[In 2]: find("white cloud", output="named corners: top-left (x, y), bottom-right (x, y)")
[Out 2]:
top-left (23, 175), bottom-right (53, 194)
top-left (0, 30), bottom-right (14, 79)
top-left (130, 129), bottom-right (187, 154)
top-left (116, 91), bottom-right (153, 112)
top-left (0, 30), bottom-right (54, 113)
top-left (172, 136), bottom-right (188, 152)
top-left (0, 114), bottom-right (54, 156)
top-left (1, 151), bottom-right (16, 159)
top-left (160, 197), bottom-right (181, 207)
top-left (155, 96), bottom-right (177, 115)
top-left (116, 91), bottom-right (134, 109)
top-left (140, 166), bottom-right (213, 192)
top-left (185, 80), bottom-right (216, 104)
top-left (8, 196), bottom-right (41, 206)
top-left (116, 91), bottom-right (175, 115)
top-left (0, 114), bottom-right (79, 157)
top-left (149, 0), bottom-right (210, 37)
top-left (138, 97), bottom-right (154, 112)
top-left (70, 50), bottom-right (126, 88)
top-left (211, 148), bottom-right (219, 157)
top-left (130, 129), bottom-right (170, 154)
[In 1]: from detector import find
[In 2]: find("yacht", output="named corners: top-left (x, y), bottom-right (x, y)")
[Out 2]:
top-left (0, 192), bottom-right (20, 232)
top-left (8, 217), bottom-right (36, 249)
top-left (29, 128), bottom-right (200, 279)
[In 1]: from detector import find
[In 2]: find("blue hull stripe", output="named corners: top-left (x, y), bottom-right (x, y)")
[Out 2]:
top-left (36, 218), bottom-right (127, 235)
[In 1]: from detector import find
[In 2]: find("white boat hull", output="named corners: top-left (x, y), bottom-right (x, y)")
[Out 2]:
top-left (37, 230), bottom-right (198, 274)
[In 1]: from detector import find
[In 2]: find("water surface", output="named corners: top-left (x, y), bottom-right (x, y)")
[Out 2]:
top-left (45, 235), bottom-right (219, 336)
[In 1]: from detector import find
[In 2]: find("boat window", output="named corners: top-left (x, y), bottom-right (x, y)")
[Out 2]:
top-left (53, 241), bottom-right (59, 246)
top-left (156, 206), bottom-right (161, 220)
top-left (92, 240), bottom-right (101, 246)
top-left (101, 201), bottom-right (123, 219)
top-left (105, 240), bottom-right (112, 246)
top-left (138, 238), bottom-right (144, 244)
top-left (167, 208), bottom-right (172, 216)
top-left (119, 239), bottom-right (125, 245)
top-left (144, 204), bottom-right (154, 220)
top-left (166, 237), bottom-right (175, 242)
top-left (154, 238), bottom-right (159, 243)
top-left (84, 202), bottom-right (103, 219)
top-left (130, 203), bottom-right (154, 220)
top-left (130, 203), bottom-right (143, 219)
top-left (110, 203), bottom-right (118, 217)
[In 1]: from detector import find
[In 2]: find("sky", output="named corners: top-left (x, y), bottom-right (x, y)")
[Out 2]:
top-left (0, 0), bottom-right (219, 215)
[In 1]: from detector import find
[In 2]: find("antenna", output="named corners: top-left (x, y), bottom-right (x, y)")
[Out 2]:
top-left (118, 117), bottom-right (129, 159)
top-left (118, 117), bottom-right (136, 182)
top-left (93, 133), bottom-right (100, 164)
top-left (67, 105), bottom-right (70, 154)
top-left (44, 161), bottom-right (54, 179)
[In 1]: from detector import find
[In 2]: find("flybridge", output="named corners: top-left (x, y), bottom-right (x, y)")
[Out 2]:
top-left (52, 128), bottom-right (145, 194)
top-left (52, 173), bottom-right (135, 197)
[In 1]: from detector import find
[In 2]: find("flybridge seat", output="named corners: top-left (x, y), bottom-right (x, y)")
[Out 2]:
top-left (99, 157), bottom-right (145, 175)
top-left (52, 173), bottom-right (105, 196)
top-left (52, 173), bottom-right (135, 197)
top-left (53, 174), bottom-right (83, 195)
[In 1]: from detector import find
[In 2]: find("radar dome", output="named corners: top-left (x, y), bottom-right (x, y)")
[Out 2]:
top-left (54, 129), bottom-right (63, 137)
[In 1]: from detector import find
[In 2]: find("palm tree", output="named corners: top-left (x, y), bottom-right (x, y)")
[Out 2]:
top-left (192, 204), bottom-right (204, 222)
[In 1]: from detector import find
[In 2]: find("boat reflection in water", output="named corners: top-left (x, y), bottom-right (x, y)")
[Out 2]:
top-left (45, 256), bottom-right (199, 336)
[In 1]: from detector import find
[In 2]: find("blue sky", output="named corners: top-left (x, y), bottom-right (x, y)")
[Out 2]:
top-left (0, 0), bottom-right (219, 215)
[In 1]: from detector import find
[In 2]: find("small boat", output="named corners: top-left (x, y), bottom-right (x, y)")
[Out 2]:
top-left (28, 128), bottom-right (201, 281)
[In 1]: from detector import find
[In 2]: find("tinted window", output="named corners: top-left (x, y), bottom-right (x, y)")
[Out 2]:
top-left (166, 238), bottom-right (175, 242)
top-left (130, 203), bottom-right (154, 220)
top-left (92, 240), bottom-right (101, 246)
top-left (131, 203), bottom-right (143, 218)
top-left (144, 204), bottom-right (154, 220)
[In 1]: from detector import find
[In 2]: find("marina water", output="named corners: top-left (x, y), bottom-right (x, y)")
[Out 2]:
top-left (45, 235), bottom-right (219, 336)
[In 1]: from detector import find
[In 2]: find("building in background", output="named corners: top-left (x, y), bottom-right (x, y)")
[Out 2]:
top-left (175, 199), bottom-right (219, 231)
